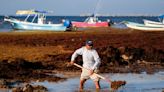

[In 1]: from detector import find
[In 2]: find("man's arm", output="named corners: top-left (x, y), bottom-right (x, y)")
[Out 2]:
top-left (70, 47), bottom-right (83, 64)
top-left (91, 50), bottom-right (101, 70)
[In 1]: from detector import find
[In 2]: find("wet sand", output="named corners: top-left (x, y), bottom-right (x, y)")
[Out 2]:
top-left (0, 27), bottom-right (163, 91)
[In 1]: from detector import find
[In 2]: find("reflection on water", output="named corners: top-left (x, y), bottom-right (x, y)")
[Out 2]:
top-left (31, 72), bottom-right (164, 92)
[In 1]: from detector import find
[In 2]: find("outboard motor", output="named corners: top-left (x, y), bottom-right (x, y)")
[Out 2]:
top-left (63, 19), bottom-right (72, 28)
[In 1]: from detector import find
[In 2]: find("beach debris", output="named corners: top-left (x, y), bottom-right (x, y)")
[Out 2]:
top-left (111, 80), bottom-right (126, 90)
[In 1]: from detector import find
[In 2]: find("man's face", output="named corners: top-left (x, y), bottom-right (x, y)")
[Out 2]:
top-left (86, 44), bottom-right (93, 50)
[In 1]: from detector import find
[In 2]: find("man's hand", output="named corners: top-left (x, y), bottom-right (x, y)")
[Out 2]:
top-left (67, 61), bottom-right (74, 67)
top-left (70, 61), bottom-right (74, 65)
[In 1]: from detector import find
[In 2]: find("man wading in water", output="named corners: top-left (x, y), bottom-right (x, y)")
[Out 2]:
top-left (69, 40), bottom-right (101, 91)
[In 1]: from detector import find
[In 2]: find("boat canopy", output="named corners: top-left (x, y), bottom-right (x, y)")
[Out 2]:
top-left (16, 10), bottom-right (51, 15)
top-left (34, 10), bottom-right (50, 14)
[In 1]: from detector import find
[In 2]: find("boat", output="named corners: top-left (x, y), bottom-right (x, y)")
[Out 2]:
top-left (124, 21), bottom-right (164, 31)
top-left (143, 15), bottom-right (164, 27)
top-left (4, 10), bottom-right (71, 31)
top-left (71, 15), bottom-right (110, 28)
top-left (71, 0), bottom-right (111, 28)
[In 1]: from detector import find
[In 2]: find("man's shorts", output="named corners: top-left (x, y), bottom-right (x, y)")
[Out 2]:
top-left (80, 68), bottom-right (100, 82)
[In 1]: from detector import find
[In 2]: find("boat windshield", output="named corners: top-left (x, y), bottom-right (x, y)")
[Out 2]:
top-left (84, 17), bottom-right (98, 23)
top-left (38, 13), bottom-right (46, 24)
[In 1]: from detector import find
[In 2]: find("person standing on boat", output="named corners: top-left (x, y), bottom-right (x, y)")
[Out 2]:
top-left (69, 40), bottom-right (101, 90)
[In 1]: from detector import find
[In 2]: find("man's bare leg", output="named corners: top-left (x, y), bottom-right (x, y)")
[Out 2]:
top-left (79, 79), bottom-right (86, 90)
top-left (94, 81), bottom-right (100, 89)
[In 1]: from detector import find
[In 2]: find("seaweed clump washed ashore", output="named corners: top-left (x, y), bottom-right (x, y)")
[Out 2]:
top-left (111, 81), bottom-right (126, 90)
top-left (0, 28), bottom-right (163, 91)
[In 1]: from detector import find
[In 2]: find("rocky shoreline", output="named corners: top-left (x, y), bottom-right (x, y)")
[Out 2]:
top-left (0, 28), bottom-right (163, 91)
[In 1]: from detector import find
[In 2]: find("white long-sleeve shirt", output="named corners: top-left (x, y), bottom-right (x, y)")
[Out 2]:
top-left (71, 46), bottom-right (101, 70)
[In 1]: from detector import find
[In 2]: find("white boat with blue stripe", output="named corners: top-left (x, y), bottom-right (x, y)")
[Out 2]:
top-left (124, 21), bottom-right (164, 31)
top-left (4, 10), bottom-right (70, 31)
top-left (143, 15), bottom-right (164, 27)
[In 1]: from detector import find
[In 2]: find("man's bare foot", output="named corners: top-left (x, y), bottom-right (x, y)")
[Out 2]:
top-left (79, 88), bottom-right (83, 92)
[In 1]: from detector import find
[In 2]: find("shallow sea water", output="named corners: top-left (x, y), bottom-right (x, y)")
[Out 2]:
top-left (31, 72), bottom-right (164, 92)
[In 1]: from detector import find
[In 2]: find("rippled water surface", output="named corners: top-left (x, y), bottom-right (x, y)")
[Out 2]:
top-left (31, 72), bottom-right (164, 92)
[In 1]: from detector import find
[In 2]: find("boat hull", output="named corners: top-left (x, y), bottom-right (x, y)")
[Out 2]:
top-left (125, 21), bottom-right (164, 31)
top-left (143, 19), bottom-right (164, 27)
top-left (72, 21), bottom-right (109, 28)
top-left (4, 18), bottom-right (67, 31)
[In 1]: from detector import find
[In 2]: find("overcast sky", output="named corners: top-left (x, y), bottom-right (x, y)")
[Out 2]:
top-left (0, 0), bottom-right (164, 16)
